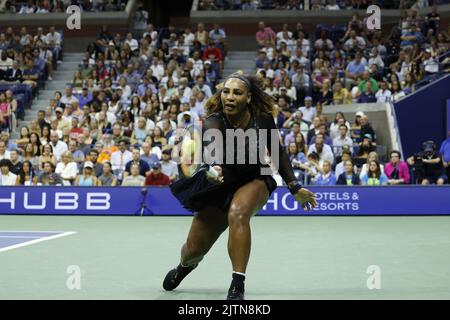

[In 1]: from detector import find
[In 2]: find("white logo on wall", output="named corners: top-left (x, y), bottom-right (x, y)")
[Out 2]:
top-left (66, 5), bottom-right (81, 30)
top-left (263, 191), bottom-right (360, 212)
top-left (366, 265), bottom-right (381, 290)
top-left (66, 265), bottom-right (81, 290)
top-left (366, 5), bottom-right (381, 30)
top-left (0, 192), bottom-right (111, 211)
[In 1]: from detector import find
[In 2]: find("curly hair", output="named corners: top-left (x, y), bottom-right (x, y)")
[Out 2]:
top-left (205, 72), bottom-right (276, 117)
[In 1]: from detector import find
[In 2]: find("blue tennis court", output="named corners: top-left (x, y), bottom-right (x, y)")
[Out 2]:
top-left (0, 231), bottom-right (76, 253)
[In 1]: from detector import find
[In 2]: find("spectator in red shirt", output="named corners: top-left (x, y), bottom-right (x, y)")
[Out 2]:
top-left (145, 162), bottom-right (171, 186)
top-left (69, 118), bottom-right (83, 141)
top-left (202, 40), bottom-right (223, 76)
top-left (202, 40), bottom-right (223, 62)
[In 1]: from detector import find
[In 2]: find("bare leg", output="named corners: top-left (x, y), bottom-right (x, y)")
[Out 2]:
top-left (181, 206), bottom-right (229, 266)
top-left (227, 179), bottom-right (269, 273)
top-left (163, 206), bottom-right (229, 291)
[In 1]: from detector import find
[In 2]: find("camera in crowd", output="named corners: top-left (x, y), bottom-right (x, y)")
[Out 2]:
top-left (415, 140), bottom-right (437, 159)
top-left (413, 140), bottom-right (437, 174)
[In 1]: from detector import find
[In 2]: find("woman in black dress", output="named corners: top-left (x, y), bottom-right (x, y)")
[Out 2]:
top-left (164, 73), bottom-right (317, 300)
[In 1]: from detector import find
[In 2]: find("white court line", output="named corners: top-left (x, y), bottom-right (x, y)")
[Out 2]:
top-left (0, 230), bottom-right (71, 233)
top-left (0, 236), bottom-right (43, 239)
top-left (0, 231), bottom-right (76, 253)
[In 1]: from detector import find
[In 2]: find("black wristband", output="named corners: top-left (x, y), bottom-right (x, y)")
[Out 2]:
top-left (288, 183), bottom-right (302, 195)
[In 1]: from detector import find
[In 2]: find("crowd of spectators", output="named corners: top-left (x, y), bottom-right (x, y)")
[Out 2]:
top-left (1, 5), bottom-right (450, 187)
top-left (0, 25), bottom-right (62, 134)
top-left (197, 0), bottom-right (445, 10)
top-left (255, 8), bottom-right (449, 109)
top-left (0, 0), bottom-right (128, 13)
top-left (0, 21), bottom-right (229, 186)
top-left (253, 7), bottom-right (449, 185)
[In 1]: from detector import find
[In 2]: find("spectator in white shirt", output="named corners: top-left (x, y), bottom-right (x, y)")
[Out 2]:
top-left (0, 141), bottom-right (10, 160)
top-left (60, 85), bottom-right (79, 106)
top-left (49, 132), bottom-right (68, 162)
top-left (0, 159), bottom-right (18, 186)
top-left (19, 3), bottom-right (36, 14)
top-left (307, 134), bottom-right (335, 164)
top-left (192, 90), bottom-right (207, 118)
top-left (368, 48), bottom-right (384, 69)
top-left (314, 31), bottom-right (334, 51)
top-left (150, 59), bottom-right (165, 81)
top-left (333, 124), bottom-right (354, 155)
top-left (118, 77), bottom-right (132, 100)
top-left (423, 49), bottom-right (439, 74)
top-left (296, 34), bottom-right (310, 57)
top-left (400, 54), bottom-right (414, 78)
top-left (195, 76), bottom-right (213, 99)
top-left (192, 51), bottom-right (204, 74)
top-left (329, 113), bottom-right (351, 140)
top-left (260, 60), bottom-right (274, 79)
top-left (344, 30), bottom-right (366, 52)
top-left (125, 32), bottom-right (139, 52)
top-left (209, 24), bottom-right (226, 44)
top-left (161, 149), bottom-right (179, 182)
top-left (359, 151), bottom-right (385, 180)
top-left (326, 0), bottom-right (341, 10)
top-left (290, 47), bottom-right (310, 69)
top-left (298, 96), bottom-right (316, 123)
top-left (110, 139), bottom-right (133, 178)
top-left (55, 151), bottom-right (78, 186)
top-left (143, 24), bottom-right (158, 47)
top-left (376, 81), bottom-right (392, 103)
top-left (177, 103), bottom-right (200, 125)
top-left (46, 26), bottom-right (61, 48)
top-left (33, 27), bottom-right (48, 44)
top-left (183, 26), bottom-right (195, 47)
top-left (334, 149), bottom-right (353, 178)
top-left (0, 51), bottom-right (13, 71)
top-left (35, 3), bottom-right (49, 13)
top-left (276, 24), bottom-right (293, 43)
top-left (391, 81), bottom-right (406, 102)
top-left (46, 26), bottom-right (62, 61)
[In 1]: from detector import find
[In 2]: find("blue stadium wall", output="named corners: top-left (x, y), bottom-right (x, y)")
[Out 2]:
top-left (394, 74), bottom-right (450, 158)
top-left (0, 186), bottom-right (449, 216)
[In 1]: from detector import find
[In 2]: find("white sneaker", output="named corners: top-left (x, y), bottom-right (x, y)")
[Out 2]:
top-left (48, 76), bottom-right (53, 81)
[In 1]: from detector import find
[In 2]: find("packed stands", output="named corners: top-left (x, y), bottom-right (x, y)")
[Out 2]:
top-left (1, 4), bottom-right (449, 188)
top-left (252, 6), bottom-right (449, 185)
top-left (197, 0), bottom-right (450, 10)
top-left (0, 0), bottom-right (128, 13)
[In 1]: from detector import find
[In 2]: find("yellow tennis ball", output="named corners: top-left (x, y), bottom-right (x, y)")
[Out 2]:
top-left (181, 138), bottom-right (197, 156)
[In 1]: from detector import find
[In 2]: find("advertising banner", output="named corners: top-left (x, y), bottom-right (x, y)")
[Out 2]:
top-left (1, 186), bottom-right (449, 216)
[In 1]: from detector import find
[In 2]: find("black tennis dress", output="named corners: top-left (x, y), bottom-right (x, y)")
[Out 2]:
top-left (170, 110), bottom-right (299, 212)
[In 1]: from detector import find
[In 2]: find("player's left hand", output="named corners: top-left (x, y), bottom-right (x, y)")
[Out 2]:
top-left (293, 188), bottom-right (318, 211)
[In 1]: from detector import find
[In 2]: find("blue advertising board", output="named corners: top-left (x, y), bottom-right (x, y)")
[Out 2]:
top-left (0, 186), bottom-right (449, 216)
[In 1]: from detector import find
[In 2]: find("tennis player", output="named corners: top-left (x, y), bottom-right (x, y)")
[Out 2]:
top-left (164, 73), bottom-right (317, 300)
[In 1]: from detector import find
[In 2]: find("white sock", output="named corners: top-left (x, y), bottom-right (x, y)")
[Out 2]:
top-left (233, 271), bottom-right (246, 277)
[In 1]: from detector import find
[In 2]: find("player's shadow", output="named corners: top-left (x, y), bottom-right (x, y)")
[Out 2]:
top-left (152, 288), bottom-right (227, 300)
